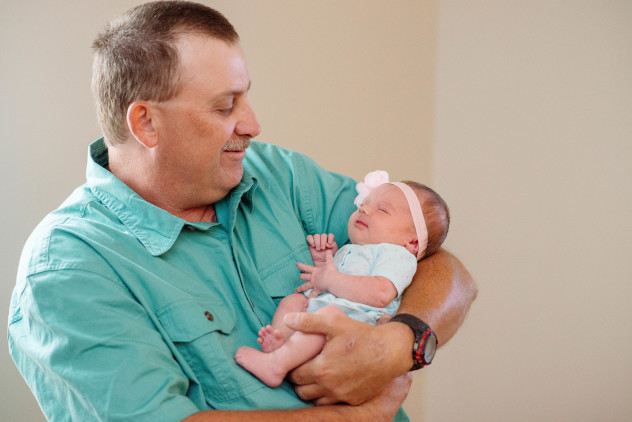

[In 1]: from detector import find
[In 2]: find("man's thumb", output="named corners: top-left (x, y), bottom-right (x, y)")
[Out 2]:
top-left (283, 312), bottom-right (329, 334)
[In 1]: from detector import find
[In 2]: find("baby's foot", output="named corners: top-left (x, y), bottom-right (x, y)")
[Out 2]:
top-left (258, 325), bottom-right (286, 353)
top-left (234, 346), bottom-right (286, 387)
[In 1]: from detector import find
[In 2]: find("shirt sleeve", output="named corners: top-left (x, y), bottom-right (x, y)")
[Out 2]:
top-left (370, 244), bottom-right (418, 297)
top-left (9, 267), bottom-right (200, 422)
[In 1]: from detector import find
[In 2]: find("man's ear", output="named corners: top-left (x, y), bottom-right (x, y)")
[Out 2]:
top-left (126, 101), bottom-right (158, 148)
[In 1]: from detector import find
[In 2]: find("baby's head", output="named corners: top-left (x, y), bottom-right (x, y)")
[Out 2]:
top-left (349, 181), bottom-right (449, 260)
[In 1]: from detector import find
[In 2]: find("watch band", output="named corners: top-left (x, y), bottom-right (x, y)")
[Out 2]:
top-left (389, 313), bottom-right (438, 370)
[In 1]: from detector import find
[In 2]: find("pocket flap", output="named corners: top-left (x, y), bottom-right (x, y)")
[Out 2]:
top-left (157, 298), bottom-right (235, 342)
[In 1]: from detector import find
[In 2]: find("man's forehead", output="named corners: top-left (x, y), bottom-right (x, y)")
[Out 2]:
top-left (174, 32), bottom-right (243, 65)
top-left (175, 34), bottom-right (250, 92)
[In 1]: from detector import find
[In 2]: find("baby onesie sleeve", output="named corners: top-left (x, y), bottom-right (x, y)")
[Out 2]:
top-left (370, 244), bottom-right (418, 297)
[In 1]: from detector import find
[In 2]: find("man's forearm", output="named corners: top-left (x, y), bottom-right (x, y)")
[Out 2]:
top-left (182, 371), bottom-right (412, 422)
top-left (183, 406), bottom-right (355, 422)
top-left (398, 248), bottom-right (477, 345)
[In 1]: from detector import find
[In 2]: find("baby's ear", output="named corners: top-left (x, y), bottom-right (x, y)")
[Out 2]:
top-left (404, 238), bottom-right (419, 257)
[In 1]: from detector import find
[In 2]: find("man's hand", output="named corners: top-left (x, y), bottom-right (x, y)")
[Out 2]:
top-left (306, 234), bottom-right (338, 266)
top-left (283, 311), bottom-right (414, 406)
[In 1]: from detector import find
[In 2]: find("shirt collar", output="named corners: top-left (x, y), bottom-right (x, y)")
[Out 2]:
top-left (86, 138), bottom-right (257, 256)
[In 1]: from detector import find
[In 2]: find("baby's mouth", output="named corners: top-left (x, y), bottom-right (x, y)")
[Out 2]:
top-left (355, 218), bottom-right (368, 229)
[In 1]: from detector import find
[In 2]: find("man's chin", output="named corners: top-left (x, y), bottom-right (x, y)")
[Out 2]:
top-left (221, 166), bottom-right (245, 189)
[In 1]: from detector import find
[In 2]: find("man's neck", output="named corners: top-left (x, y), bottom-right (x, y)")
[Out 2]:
top-left (108, 142), bottom-right (219, 223)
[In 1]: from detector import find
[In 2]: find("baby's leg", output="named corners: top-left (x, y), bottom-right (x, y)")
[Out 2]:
top-left (260, 293), bottom-right (309, 352)
top-left (235, 305), bottom-right (344, 387)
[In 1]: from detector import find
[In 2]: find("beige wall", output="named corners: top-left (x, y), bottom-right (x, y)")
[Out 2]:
top-left (1, 1), bottom-right (630, 422)
top-left (427, 1), bottom-right (632, 421)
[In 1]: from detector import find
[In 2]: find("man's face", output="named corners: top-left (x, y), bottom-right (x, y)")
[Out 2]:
top-left (348, 184), bottom-right (417, 248)
top-left (152, 34), bottom-right (260, 207)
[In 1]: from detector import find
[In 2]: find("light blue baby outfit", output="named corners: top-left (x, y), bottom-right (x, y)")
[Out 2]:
top-left (306, 243), bottom-right (417, 324)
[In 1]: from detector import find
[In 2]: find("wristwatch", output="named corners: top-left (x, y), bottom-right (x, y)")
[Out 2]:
top-left (389, 313), bottom-right (438, 370)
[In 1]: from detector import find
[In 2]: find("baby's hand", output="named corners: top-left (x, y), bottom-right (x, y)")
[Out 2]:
top-left (296, 250), bottom-right (338, 294)
top-left (294, 281), bottom-right (320, 298)
top-left (307, 233), bottom-right (338, 266)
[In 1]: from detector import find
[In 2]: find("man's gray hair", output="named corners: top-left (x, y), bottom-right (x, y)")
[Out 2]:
top-left (91, 1), bottom-right (239, 145)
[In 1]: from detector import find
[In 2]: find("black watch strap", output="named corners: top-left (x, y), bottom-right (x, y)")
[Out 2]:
top-left (389, 313), bottom-right (438, 370)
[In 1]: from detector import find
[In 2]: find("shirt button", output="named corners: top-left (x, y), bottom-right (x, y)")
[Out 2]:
top-left (204, 311), bottom-right (214, 321)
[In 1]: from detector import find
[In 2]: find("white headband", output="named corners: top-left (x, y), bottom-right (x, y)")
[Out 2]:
top-left (355, 171), bottom-right (428, 260)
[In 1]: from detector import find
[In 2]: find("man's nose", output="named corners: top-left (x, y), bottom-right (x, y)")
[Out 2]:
top-left (235, 102), bottom-right (261, 138)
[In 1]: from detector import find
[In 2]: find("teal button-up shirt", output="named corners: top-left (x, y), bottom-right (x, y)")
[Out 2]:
top-left (9, 139), bottom-right (360, 421)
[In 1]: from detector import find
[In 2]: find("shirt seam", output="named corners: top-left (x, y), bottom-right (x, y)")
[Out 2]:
top-left (295, 153), bottom-right (316, 235)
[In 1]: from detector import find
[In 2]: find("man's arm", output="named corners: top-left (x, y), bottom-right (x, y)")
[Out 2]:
top-left (182, 372), bottom-right (412, 421)
top-left (285, 248), bottom-right (477, 405)
top-left (398, 248), bottom-right (478, 346)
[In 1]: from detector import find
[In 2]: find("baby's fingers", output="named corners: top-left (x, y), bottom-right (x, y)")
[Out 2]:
top-left (314, 233), bottom-right (331, 250)
top-left (296, 262), bottom-right (315, 273)
top-left (295, 281), bottom-right (314, 293)
top-left (299, 273), bottom-right (313, 282)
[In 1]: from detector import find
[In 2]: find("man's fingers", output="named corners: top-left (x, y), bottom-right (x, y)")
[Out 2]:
top-left (292, 381), bottom-right (325, 401)
top-left (282, 312), bottom-right (338, 336)
top-left (377, 314), bottom-right (393, 325)
top-left (314, 395), bottom-right (338, 406)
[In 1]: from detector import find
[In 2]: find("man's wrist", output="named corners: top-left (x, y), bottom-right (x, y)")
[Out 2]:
top-left (389, 313), bottom-right (438, 370)
top-left (382, 319), bottom-right (415, 374)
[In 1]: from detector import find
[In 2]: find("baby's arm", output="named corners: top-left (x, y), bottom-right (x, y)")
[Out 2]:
top-left (296, 251), bottom-right (398, 308)
top-left (306, 233), bottom-right (338, 267)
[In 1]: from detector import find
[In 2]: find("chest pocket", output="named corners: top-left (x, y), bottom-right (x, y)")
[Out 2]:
top-left (233, 185), bottom-right (314, 304)
top-left (156, 298), bottom-right (262, 406)
top-left (257, 239), bottom-right (311, 302)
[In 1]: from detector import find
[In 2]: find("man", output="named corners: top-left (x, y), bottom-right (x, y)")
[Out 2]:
top-left (8, 2), bottom-right (476, 421)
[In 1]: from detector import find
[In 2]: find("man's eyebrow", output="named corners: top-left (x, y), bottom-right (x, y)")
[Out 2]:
top-left (215, 81), bottom-right (252, 99)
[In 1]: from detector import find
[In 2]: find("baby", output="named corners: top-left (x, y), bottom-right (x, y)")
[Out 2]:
top-left (234, 171), bottom-right (450, 387)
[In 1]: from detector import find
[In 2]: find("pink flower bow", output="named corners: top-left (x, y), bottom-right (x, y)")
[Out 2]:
top-left (354, 170), bottom-right (390, 208)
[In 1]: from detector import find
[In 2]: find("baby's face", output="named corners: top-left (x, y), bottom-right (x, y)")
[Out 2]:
top-left (348, 184), bottom-right (417, 249)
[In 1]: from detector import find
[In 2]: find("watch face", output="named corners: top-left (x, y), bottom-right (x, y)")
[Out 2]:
top-left (424, 333), bottom-right (438, 363)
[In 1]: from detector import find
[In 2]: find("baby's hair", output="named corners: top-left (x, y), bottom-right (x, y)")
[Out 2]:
top-left (403, 181), bottom-right (450, 259)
